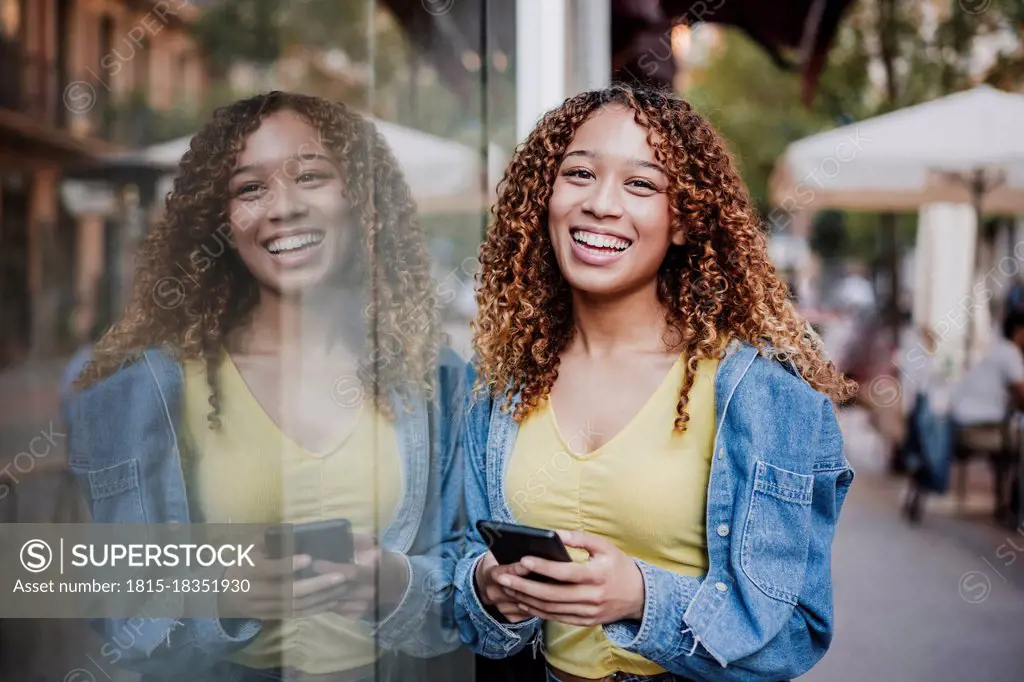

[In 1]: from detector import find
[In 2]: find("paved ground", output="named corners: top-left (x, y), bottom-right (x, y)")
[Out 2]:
top-left (801, 408), bottom-right (1024, 682)
top-left (1, 362), bottom-right (1023, 681)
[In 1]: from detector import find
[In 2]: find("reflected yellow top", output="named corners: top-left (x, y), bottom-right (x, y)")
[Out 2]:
top-left (180, 352), bottom-right (403, 674)
top-left (504, 355), bottom-right (717, 679)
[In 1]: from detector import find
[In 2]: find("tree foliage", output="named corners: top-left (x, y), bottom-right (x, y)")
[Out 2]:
top-left (189, 0), bottom-right (498, 140)
top-left (686, 0), bottom-right (1024, 260)
top-left (685, 31), bottom-right (827, 214)
top-left (192, 0), bottom-right (287, 75)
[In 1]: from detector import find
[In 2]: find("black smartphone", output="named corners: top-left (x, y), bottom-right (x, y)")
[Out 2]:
top-left (265, 518), bottom-right (354, 580)
top-left (476, 520), bottom-right (572, 583)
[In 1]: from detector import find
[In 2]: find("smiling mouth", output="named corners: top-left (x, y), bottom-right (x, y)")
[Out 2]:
top-left (570, 228), bottom-right (633, 253)
top-left (263, 230), bottom-right (326, 255)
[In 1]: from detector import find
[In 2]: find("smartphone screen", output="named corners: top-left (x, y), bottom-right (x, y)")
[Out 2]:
top-left (265, 519), bottom-right (354, 579)
top-left (477, 520), bottom-right (572, 582)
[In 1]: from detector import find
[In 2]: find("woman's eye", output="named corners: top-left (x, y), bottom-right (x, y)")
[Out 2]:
top-left (234, 182), bottom-right (264, 198)
top-left (628, 179), bottom-right (658, 191)
top-left (298, 171), bottom-right (330, 183)
top-left (563, 168), bottom-right (594, 180)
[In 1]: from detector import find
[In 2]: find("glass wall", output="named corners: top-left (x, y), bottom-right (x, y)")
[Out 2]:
top-left (0, 1), bottom-right (518, 680)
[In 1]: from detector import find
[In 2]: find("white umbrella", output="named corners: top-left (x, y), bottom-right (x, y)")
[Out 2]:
top-left (771, 85), bottom-right (1024, 363)
top-left (770, 85), bottom-right (1024, 214)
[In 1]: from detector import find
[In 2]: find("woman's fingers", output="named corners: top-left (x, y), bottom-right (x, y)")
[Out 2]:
top-left (310, 560), bottom-right (365, 582)
top-left (484, 584), bottom-right (535, 624)
top-left (517, 603), bottom-right (595, 626)
top-left (484, 584), bottom-right (517, 607)
top-left (292, 571), bottom-right (348, 599)
top-left (291, 582), bottom-right (353, 614)
top-left (478, 560), bottom-right (527, 607)
top-left (518, 556), bottom-right (586, 583)
top-left (556, 529), bottom-right (613, 556)
top-left (497, 572), bottom-right (581, 601)
top-left (496, 602), bottom-right (531, 623)
top-left (504, 588), bottom-right (597, 617)
top-left (489, 562), bottom-right (530, 580)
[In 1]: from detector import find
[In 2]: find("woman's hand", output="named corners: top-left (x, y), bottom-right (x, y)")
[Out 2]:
top-left (474, 551), bottom-right (533, 623)
top-left (312, 534), bottom-right (411, 619)
top-left (497, 530), bottom-right (645, 627)
top-left (218, 537), bottom-right (353, 620)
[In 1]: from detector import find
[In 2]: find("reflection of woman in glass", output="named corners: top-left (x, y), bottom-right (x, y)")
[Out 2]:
top-left (64, 92), bottom-right (464, 682)
top-left (454, 84), bottom-right (856, 682)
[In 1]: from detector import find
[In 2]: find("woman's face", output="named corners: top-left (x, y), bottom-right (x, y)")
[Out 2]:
top-left (547, 104), bottom-right (681, 298)
top-left (227, 109), bottom-right (354, 295)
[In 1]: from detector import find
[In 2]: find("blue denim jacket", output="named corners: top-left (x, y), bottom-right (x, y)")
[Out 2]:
top-left (452, 340), bottom-right (854, 681)
top-left (62, 347), bottom-right (466, 678)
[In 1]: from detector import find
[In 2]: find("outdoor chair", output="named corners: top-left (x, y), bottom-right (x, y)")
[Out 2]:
top-left (952, 410), bottom-right (1019, 525)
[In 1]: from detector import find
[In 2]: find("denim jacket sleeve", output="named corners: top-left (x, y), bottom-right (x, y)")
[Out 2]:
top-left (603, 396), bottom-right (853, 681)
top-left (364, 354), bottom-right (466, 657)
top-left (452, 363), bottom-right (541, 658)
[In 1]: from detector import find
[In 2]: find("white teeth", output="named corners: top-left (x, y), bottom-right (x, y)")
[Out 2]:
top-left (571, 230), bottom-right (631, 251)
top-left (265, 232), bottom-right (324, 254)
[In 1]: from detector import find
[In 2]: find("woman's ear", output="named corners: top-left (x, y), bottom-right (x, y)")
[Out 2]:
top-left (670, 227), bottom-right (686, 246)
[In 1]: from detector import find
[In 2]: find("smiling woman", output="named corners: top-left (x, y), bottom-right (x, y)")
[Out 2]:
top-left (454, 83), bottom-right (857, 682)
top-left (61, 92), bottom-right (467, 682)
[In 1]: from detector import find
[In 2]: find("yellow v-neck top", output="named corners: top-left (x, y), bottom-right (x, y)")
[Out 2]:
top-left (179, 352), bottom-right (404, 674)
top-left (504, 355), bottom-right (718, 679)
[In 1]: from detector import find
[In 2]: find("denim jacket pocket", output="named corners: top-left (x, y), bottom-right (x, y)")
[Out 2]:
top-left (740, 460), bottom-right (814, 604)
top-left (86, 459), bottom-right (146, 523)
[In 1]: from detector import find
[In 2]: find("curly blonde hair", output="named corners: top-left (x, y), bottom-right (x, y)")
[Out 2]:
top-left (75, 92), bottom-right (439, 424)
top-left (473, 84), bottom-right (855, 430)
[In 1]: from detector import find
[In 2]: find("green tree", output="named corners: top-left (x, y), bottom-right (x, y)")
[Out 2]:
top-left (685, 32), bottom-right (827, 215)
top-left (687, 0), bottom-right (1024, 212)
top-left (190, 0), bottom-right (484, 136)
top-left (686, 0), bottom-right (1024, 343)
top-left (192, 0), bottom-right (286, 76)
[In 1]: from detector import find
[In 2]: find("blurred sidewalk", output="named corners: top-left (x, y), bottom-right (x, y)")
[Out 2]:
top-left (803, 407), bottom-right (1024, 681)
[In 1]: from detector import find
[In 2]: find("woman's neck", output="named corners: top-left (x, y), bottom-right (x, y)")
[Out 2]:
top-left (230, 285), bottom-right (365, 358)
top-left (569, 283), bottom-right (677, 358)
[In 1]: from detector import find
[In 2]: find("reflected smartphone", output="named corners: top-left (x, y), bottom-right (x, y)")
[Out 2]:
top-left (476, 520), bottom-right (572, 583)
top-left (265, 518), bottom-right (354, 580)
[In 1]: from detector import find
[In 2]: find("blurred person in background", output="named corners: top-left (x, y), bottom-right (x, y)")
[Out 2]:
top-left (1004, 276), bottom-right (1024, 317)
top-left (454, 84), bottom-right (855, 682)
top-left (948, 311), bottom-right (1024, 525)
top-left (898, 327), bottom-right (955, 523)
top-left (823, 260), bottom-right (906, 469)
top-left (62, 92), bottom-right (466, 682)
top-left (832, 260), bottom-right (876, 313)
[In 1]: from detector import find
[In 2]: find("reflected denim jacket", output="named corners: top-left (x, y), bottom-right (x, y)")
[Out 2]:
top-left (62, 347), bottom-right (466, 679)
top-left (452, 340), bottom-right (854, 682)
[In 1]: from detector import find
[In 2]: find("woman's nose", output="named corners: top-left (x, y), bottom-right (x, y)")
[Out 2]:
top-left (265, 180), bottom-right (307, 222)
top-left (581, 180), bottom-right (623, 219)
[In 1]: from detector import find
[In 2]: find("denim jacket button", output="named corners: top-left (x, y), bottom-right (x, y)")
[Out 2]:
top-left (715, 581), bottom-right (728, 592)
top-left (716, 524), bottom-right (729, 537)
